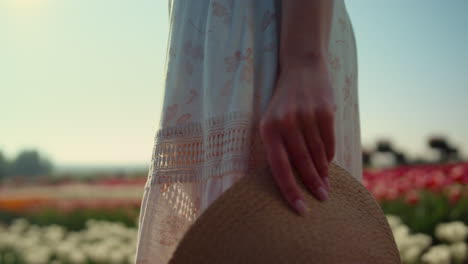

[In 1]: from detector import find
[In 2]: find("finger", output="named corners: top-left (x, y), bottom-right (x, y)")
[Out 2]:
top-left (300, 114), bottom-right (329, 178)
top-left (259, 121), bottom-right (307, 216)
top-left (282, 121), bottom-right (328, 201)
top-left (317, 107), bottom-right (336, 163)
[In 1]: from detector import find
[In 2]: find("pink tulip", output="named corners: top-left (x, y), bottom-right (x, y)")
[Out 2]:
top-left (385, 187), bottom-right (400, 201)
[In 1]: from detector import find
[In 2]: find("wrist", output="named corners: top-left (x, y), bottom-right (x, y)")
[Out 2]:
top-left (279, 52), bottom-right (328, 73)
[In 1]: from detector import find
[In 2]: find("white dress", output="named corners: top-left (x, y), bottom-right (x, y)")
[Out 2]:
top-left (135, 0), bottom-right (362, 263)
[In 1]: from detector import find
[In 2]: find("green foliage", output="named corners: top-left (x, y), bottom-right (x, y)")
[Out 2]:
top-left (381, 192), bottom-right (468, 240)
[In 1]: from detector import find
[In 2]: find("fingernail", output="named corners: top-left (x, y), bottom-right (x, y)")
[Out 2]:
top-left (324, 177), bottom-right (330, 191)
top-left (294, 199), bottom-right (308, 216)
top-left (317, 187), bottom-right (328, 201)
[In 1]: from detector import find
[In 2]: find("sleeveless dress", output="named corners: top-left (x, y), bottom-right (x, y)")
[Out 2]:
top-left (135, 0), bottom-right (362, 263)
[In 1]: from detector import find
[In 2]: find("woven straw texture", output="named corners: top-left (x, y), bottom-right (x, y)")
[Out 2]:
top-left (169, 162), bottom-right (401, 264)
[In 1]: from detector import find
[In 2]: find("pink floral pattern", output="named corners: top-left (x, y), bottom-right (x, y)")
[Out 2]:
top-left (185, 89), bottom-right (198, 104)
top-left (176, 113), bottom-right (192, 124)
top-left (163, 104), bottom-right (178, 126)
top-left (212, 1), bottom-right (232, 24)
top-left (224, 48), bottom-right (254, 84)
top-left (328, 52), bottom-right (342, 72)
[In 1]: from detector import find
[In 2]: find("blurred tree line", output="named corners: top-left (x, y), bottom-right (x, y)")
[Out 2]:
top-left (363, 136), bottom-right (465, 168)
top-left (0, 149), bottom-right (53, 181)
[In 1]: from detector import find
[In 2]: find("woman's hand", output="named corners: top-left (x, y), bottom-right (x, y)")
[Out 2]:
top-left (259, 57), bottom-right (336, 216)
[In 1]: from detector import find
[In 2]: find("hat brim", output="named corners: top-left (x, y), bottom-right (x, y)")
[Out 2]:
top-left (170, 162), bottom-right (401, 264)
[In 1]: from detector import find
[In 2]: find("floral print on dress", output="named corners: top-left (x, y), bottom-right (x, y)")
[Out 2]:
top-left (328, 52), bottom-right (341, 72)
top-left (183, 40), bottom-right (204, 75)
top-left (185, 88), bottom-right (198, 104)
top-left (163, 104), bottom-right (178, 126)
top-left (224, 48), bottom-right (254, 84)
top-left (212, 1), bottom-right (232, 24)
top-left (176, 113), bottom-right (192, 125)
top-left (343, 74), bottom-right (354, 101)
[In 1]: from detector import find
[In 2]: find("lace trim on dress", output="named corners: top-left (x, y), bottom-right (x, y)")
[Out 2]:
top-left (147, 111), bottom-right (268, 187)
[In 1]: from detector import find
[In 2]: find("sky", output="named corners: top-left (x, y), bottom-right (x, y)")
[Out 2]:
top-left (1, 0), bottom-right (467, 167)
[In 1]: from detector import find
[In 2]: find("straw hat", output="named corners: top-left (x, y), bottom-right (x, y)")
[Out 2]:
top-left (170, 162), bottom-right (401, 264)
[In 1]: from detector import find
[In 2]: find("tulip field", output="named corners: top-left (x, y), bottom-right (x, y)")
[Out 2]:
top-left (1, 162), bottom-right (468, 264)
top-left (364, 162), bottom-right (468, 263)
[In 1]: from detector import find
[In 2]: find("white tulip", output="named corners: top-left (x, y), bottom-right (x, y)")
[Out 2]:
top-left (8, 218), bottom-right (29, 234)
top-left (421, 245), bottom-right (451, 264)
top-left (401, 246), bottom-right (423, 264)
top-left (393, 225), bottom-right (411, 252)
top-left (68, 250), bottom-right (87, 264)
top-left (410, 233), bottom-right (432, 250)
top-left (55, 241), bottom-right (76, 259)
top-left (109, 249), bottom-right (126, 264)
top-left (394, 225), bottom-right (410, 238)
top-left (1, 218), bottom-right (140, 264)
top-left (127, 253), bottom-right (137, 264)
top-left (85, 245), bottom-right (108, 263)
top-left (449, 242), bottom-right (467, 263)
top-left (22, 246), bottom-right (52, 264)
top-left (43, 225), bottom-right (66, 243)
top-left (435, 222), bottom-right (468, 243)
top-left (386, 215), bottom-right (403, 230)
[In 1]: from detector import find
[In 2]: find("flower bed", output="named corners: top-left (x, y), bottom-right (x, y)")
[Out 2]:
top-left (388, 215), bottom-right (467, 264)
top-left (0, 219), bottom-right (137, 264)
top-left (366, 163), bottom-right (468, 236)
top-left (0, 181), bottom-right (144, 230)
top-left (1, 162), bottom-right (467, 263)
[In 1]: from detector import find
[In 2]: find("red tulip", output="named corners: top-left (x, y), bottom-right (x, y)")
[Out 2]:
top-left (448, 186), bottom-right (462, 204)
top-left (404, 190), bottom-right (420, 205)
top-left (424, 171), bottom-right (445, 192)
top-left (449, 164), bottom-right (468, 184)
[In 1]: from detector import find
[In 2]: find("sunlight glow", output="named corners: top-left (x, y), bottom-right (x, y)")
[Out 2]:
top-left (1, 0), bottom-right (52, 25)
top-left (1, 0), bottom-right (49, 9)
